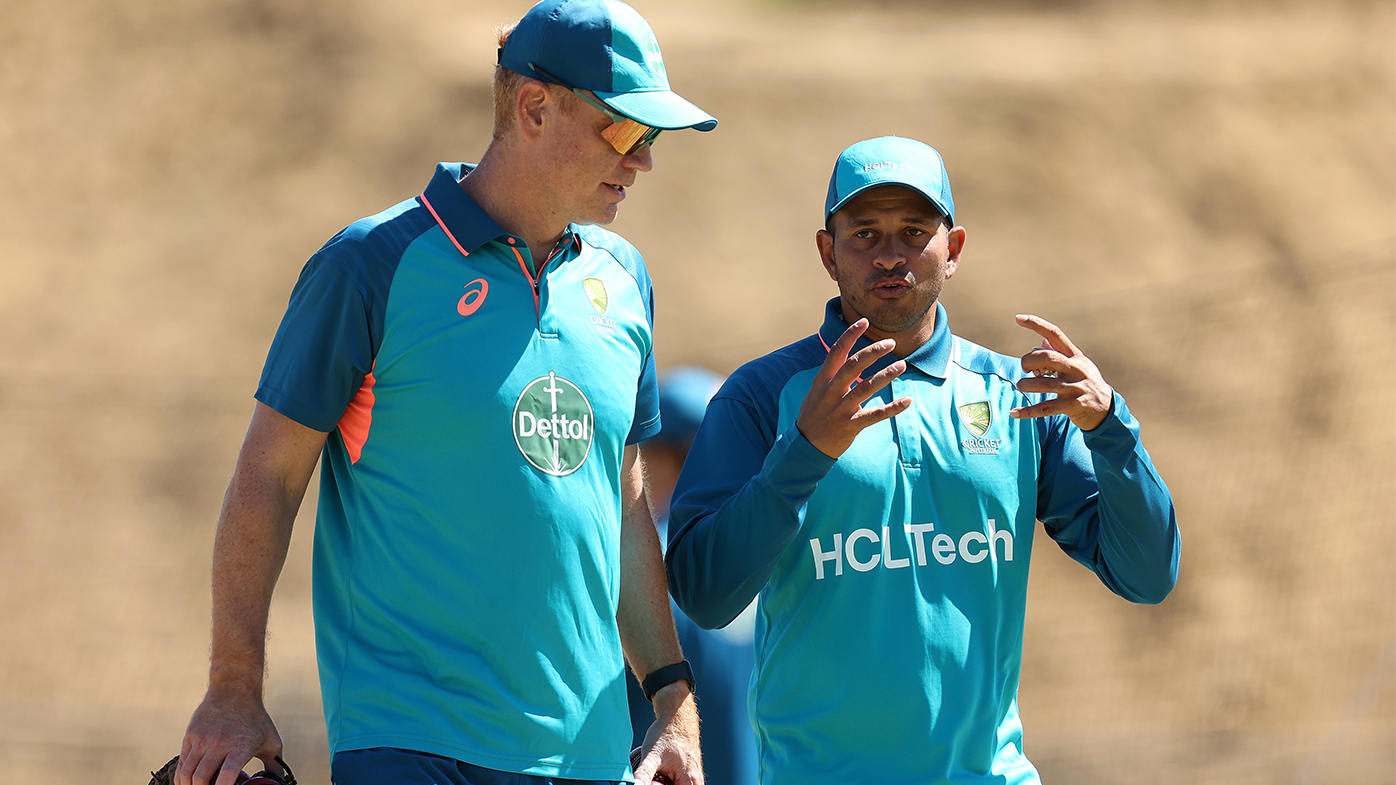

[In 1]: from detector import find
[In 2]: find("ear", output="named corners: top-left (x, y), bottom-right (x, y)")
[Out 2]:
top-left (943, 225), bottom-right (966, 280)
top-left (515, 80), bottom-right (552, 143)
top-left (816, 228), bottom-right (838, 282)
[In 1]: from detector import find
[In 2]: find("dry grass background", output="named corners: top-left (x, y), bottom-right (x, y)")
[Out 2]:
top-left (0, 0), bottom-right (1392, 782)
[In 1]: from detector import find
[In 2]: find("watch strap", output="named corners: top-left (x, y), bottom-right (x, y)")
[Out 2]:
top-left (641, 659), bottom-right (695, 701)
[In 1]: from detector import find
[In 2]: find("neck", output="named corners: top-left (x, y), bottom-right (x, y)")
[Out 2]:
top-left (840, 300), bottom-right (939, 359)
top-left (460, 144), bottom-right (570, 264)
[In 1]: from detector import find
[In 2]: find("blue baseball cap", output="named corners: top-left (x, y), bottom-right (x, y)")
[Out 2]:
top-left (651, 366), bottom-right (724, 447)
top-left (824, 136), bottom-right (955, 224)
top-left (499, 0), bottom-right (717, 132)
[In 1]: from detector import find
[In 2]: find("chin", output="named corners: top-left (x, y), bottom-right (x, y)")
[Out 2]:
top-left (589, 206), bottom-right (620, 226)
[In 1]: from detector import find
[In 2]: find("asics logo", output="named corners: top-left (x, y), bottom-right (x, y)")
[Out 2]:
top-left (458, 278), bottom-right (488, 316)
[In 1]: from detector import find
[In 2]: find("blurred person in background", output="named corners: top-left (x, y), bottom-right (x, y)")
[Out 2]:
top-left (664, 136), bottom-right (1180, 785)
top-left (627, 367), bottom-right (759, 785)
top-left (175, 1), bottom-right (717, 784)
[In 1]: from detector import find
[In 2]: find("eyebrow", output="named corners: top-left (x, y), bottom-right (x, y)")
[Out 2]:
top-left (844, 214), bottom-right (939, 228)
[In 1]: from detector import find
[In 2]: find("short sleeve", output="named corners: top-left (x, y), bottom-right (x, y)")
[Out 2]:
top-left (255, 252), bottom-right (374, 432)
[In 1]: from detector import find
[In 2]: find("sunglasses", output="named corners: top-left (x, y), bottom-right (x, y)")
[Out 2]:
top-left (529, 63), bottom-right (663, 156)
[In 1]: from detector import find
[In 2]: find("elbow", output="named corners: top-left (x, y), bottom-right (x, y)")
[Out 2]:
top-left (666, 562), bottom-right (736, 631)
top-left (675, 598), bottom-right (732, 632)
top-left (1130, 577), bottom-right (1176, 605)
top-left (1118, 552), bottom-right (1179, 606)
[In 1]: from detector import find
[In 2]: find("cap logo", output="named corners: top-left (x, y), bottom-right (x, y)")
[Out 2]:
top-left (863, 161), bottom-right (914, 173)
top-left (644, 36), bottom-right (665, 76)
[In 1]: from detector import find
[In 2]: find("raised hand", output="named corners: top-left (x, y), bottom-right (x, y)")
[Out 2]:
top-left (796, 318), bottom-right (911, 458)
top-left (1010, 314), bottom-right (1114, 432)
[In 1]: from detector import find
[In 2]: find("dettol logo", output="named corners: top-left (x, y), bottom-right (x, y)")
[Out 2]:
top-left (644, 36), bottom-right (665, 77)
top-left (513, 371), bottom-right (594, 476)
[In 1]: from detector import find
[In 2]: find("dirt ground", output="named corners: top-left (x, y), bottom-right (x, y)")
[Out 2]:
top-left (0, 0), bottom-right (1391, 782)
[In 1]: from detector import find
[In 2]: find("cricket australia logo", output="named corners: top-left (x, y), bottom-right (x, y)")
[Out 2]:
top-left (584, 277), bottom-right (618, 335)
top-left (957, 401), bottom-right (1001, 454)
top-left (584, 277), bottom-right (608, 314)
top-left (513, 372), bottom-right (595, 476)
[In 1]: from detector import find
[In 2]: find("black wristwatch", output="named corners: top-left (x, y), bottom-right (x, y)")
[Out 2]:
top-left (641, 659), bottom-right (696, 701)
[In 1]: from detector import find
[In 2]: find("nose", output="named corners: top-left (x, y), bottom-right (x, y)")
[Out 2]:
top-left (623, 142), bottom-right (654, 173)
top-left (872, 233), bottom-right (905, 270)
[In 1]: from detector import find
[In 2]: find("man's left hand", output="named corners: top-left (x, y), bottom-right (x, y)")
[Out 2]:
top-left (1010, 314), bottom-right (1114, 432)
top-left (633, 681), bottom-right (703, 785)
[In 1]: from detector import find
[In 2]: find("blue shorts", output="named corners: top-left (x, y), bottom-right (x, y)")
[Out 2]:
top-left (331, 748), bottom-right (626, 785)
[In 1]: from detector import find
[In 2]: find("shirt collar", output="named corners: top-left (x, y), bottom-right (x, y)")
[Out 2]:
top-left (419, 162), bottom-right (580, 258)
top-left (816, 297), bottom-right (955, 379)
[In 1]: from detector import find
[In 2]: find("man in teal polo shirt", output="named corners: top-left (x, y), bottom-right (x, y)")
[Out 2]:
top-left (665, 137), bottom-right (1180, 784)
top-left (176, 2), bottom-right (715, 784)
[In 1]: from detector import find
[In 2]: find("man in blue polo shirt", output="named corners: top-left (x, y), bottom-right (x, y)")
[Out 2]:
top-left (176, 2), bottom-right (715, 784)
top-left (664, 136), bottom-right (1181, 785)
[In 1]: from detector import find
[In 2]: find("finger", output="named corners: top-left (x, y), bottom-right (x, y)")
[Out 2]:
top-left (829, 337), bottom-right (895, 394)
top-left (1015, 314), bottom-right (1079, 358)
top-left (189, 750), bottom-right (228, 785)
top-left (255, 739), bottom-right (285, 775)
top-left (1010, 399), bottom-right (1061, 420)
top-left (1015, 376), bottom-right (1058, 395)
top-left (842, 359), bottom-right (906, 408)
top-left (1020, 348), bottom-right (1072, 379)
top-left (633, 748), bottom-right (661, 784)
top-left (175, 749), bottom-right (198, 785)
top-left (849, 396), bottom-right (913, 429)
top-left (215, 759), bottom-right (249, 785)
top-left (818, 319), bottom-right (869, 382)
top-left (834, 344), bottom-right (900, 396)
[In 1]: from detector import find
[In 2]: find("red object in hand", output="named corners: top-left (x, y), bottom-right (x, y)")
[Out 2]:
top-left (629, 746), bottom-right (675, 785)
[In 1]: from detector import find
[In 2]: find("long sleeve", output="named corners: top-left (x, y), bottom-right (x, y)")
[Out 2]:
top-left (665, 391), bottom-right (837, 630)
top-left (1036, 391), bottom-right (1180, 604)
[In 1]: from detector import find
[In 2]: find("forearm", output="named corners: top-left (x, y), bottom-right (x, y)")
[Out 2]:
top-left (204, 403), bottom-right (324, 694)
top-left (206, 465), bottom-right (301, 694)
top-left (666, 424), bottom-right (835, 629)
top-left (617, 445), bottom-right (684, 677)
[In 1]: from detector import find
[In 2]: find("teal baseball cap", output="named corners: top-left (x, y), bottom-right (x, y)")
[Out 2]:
top-left (824, 136), bottom-right (955, 224)
top-left (499, 0), bottom-right (717, 132)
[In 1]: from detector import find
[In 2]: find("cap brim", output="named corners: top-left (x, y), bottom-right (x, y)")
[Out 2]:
top-left (597, 89), bottom-right (718, 132)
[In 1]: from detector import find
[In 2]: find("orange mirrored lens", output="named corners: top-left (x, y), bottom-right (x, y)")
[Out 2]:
top-left (601, 120), bottom-right (659, 155)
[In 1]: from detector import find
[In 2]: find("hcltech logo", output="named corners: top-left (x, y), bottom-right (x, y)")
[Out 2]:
top-left (958, 401), bottom-right (1001, 454)
top-left (513, 372), bottom-right (594, 476)
top-left (809, 520), bottom-right (1015, 580)
top-left (644, 36), bottom-right (665, 76)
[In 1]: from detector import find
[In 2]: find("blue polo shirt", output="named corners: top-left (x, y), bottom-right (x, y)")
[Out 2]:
top-left (255, 162), bottom-right (661, 780)
top-left (665, 298), bottom-right (1179, 785)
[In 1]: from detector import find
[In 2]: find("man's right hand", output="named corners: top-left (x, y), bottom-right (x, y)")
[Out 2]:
top-left (177, 688), bottom-right (283, 785)
top-left (796, 318), bottom-right (911, 458)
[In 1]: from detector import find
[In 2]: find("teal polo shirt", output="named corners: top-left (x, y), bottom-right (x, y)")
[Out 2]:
top-left (255, 162), bottom-right (661, 780)
top-left (666, 298), bottom-right (1179, 784)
